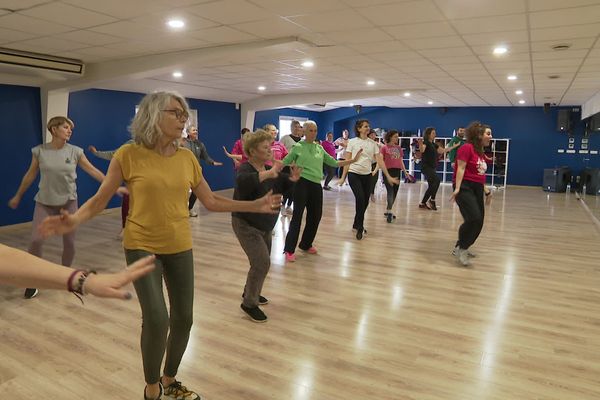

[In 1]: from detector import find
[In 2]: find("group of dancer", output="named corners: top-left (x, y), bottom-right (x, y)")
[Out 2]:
top-left (4, 89), bottom-right (493, 399)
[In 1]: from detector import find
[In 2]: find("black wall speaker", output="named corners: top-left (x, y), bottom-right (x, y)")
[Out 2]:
top-left (589, 113), bottom-right (600, 132)
top-left (440, 107), bottom-right (448, 115)
top-left (543, 103), bottom-right (550, 113)
top-left (557, 109), bottom-right (571, 132)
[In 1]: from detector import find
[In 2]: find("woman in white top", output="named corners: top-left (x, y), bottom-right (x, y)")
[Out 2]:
top-left (8, 116), bottom-right (115, 299)
top-left (342, 120), bottom-right (400, 240)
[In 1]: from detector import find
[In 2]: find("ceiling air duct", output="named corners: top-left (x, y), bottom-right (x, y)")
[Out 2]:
top-left (0, 48), bottom-right (84, 75)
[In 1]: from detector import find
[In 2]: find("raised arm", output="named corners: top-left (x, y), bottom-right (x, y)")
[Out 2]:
top-left (8, 155), bottom-right (39, 209)
top-left (0, 244), bottom-right (155, 300)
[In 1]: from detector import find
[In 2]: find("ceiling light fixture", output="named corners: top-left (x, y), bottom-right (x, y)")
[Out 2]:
top-left (518, 99), bottom-right (525, 104)
top-left (367, 80), bottom-right (375, 86)
top-left (301, 60), bottom-right (314, 68)
top-left (257, 86), bottom-right (266, 91)
top-left (493, 46), bottom-right (508, 55)
top-left (172, 71), bottom-right (182, 78)
top-left (507, 75), bottom-right (517, 81)
top-left (427, 101), bottom-right (433, 105)
top-left (167, 19), bottom-right (185, 28)
top-left (403, 92), bottom-right (411, 97)
top-left (349, 103), bottom-right (354, 107)
top-left (515, 90), bottom-right (523, 95)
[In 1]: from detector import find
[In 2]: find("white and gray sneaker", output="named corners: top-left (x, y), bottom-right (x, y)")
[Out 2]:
top-left (454, 247), bottom-right (471, 266)
top-left (452, 246), bottom-right (475, 258)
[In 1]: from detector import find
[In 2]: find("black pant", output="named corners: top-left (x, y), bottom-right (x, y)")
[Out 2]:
top-left (281, 166), bottom-right (294, 207)
top-left (384, 168), bottom-right (401, 210)
top-left (188, 192), bottom-right (197, 210)
top-left (284, 178), bottom-right (323, 253)
top-left (454, 180), bottom-right (485, 249)
top-left (348, 172), bottom-right (373, 231)
top-left (370, 163), bottom-right (378, 195)
top-left (421, 165), bottom-right (440, 204)
top-left (323, 165), bottom-right (336, 187)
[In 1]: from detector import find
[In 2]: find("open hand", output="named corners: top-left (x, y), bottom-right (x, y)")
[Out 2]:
top-left (289, 163), bottom-right (303, 182)
top-left (8, 195), bottom-right (20, 209)
top-left (38, 209), bottom-right (79, 238)
top-left (85, 255), bottom-right (156, 299)
top-left (256, 190), bottom-right (283, 214)
top-left (449, 189), bottom-right (460, 202)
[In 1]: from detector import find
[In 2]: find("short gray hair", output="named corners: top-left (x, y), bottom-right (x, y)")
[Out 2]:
top-left (129, 91), bottom-right (190, 148)
top-left (303, 120), bottom-right (317, 131)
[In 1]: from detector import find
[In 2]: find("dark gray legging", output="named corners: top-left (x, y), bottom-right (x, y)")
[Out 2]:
top-left (454, 180), bottom-right (485, 249)
top-left (125, 249), bottom-right (194, 384)
top-left (29, 200), bottom-right (78, 266)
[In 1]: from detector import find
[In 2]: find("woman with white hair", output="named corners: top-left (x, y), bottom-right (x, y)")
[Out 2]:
top-left (39, 91), bottom-right (281, 400)
top-left (282, 121), bottom-right (361, 262)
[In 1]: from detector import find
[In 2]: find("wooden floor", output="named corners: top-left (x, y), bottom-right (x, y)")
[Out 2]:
top-left (1, 182), bottom-right (599, 400)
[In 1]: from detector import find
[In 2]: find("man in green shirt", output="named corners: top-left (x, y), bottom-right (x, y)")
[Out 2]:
top-left (447, 126), bottom-right (466, 167)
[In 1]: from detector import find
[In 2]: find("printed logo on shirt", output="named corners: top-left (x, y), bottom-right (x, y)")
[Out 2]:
top-left (65, 158), bottom-right (71, 164)
top-left (477, 157), bottom-right (487, 175)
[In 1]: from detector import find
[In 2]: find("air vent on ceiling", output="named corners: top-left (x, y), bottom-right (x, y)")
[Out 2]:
top-left (0, 48), bottom-right (84, 75)
top-left (304, 103), bottom-right (327, 109)
top-left (551, 44), bottom-right (571, 51)
top-left (548, 75), bottom-right (561, 79)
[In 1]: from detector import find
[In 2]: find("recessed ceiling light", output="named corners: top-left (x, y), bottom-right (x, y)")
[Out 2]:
top-left (493, 46), bottom-right (508, 55)
top-left (172, 71), bottom-right (182, 78)
top-left (403, 92), bottom-right (411, 97)
top-left (507, 75), bottom-right (517, 80)
top-left (518, 99), bottom-right (525, 104)
top-left (257, 86), bottom-right (266, 91)
top-left (167, 19), bottom-right (185, 29)
top-left (301, 60), bottom-right (314, 68)
top-left (367, 80), bottom-right (375, 86)
top-left (349, 103), bottom-right (354, 107)
top-left (427, 101), bottom-right (433, 105)
top-left (515, 90), bottom-right (523, 95)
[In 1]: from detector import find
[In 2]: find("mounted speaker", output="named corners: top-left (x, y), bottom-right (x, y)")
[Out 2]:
top-left (557, 109), bottom-right (571, 132)
top-left (543, 103), bottom-right (550, 113)
top-left (440, 107), bottom-right (448, 115)
top-left (589, 113), bottom-right (600, 132)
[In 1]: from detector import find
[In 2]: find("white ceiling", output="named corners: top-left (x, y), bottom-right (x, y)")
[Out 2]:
top-left (1, 0), bottom-right (600, 109)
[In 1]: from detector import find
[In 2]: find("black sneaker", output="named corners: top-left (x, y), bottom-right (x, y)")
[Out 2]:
top-left (240, 304), bottom-right (268, 323)
top-left (24, 288), bottom-right (38, 299)
top-left (427, 200), bottom-right (437, 211)
top-left (386, 213), bottom-right (393, 223)
top-left (356, 228), bottom-right (364, 240)
top-left (242, 292), bottom-right (269, 305)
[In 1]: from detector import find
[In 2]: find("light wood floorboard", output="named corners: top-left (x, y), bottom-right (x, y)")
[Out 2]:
top-left (0, 182), bottom-right (599, 400)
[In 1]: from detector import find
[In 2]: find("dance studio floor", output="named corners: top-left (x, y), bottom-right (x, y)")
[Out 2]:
top-left (1, 182), bottom-right (599, 400)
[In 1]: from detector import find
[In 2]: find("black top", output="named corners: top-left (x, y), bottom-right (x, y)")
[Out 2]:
top-left (421, 140), bottom-right (439, 168)
top-left (232, 163), bottom-right (293, 231)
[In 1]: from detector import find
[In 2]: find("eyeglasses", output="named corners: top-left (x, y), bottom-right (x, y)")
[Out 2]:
top-left (162, 109), bottom-right (189, 121)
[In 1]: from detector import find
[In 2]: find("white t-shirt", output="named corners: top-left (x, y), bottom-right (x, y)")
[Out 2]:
top-left (346, 137), bottom-right (380, 175)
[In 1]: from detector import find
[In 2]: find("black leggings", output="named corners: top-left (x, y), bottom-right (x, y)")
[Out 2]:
top-left (384, 168), bottom-right (401, 210)
top-left (284, 178), bottom-right (323, 253)
top-left (348, 172), bottom-right (373, 231)
top-left (454, 181), bottom-right (485, 249)
top-left (421, 165), bottom-right (440, 204)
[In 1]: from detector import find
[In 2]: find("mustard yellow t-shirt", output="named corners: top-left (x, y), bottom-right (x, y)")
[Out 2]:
top-left (114, 143), bottom-right (202, 254)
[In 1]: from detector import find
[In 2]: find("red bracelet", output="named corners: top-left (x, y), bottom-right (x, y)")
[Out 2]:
top-left (67, 269), bottom-right (84, 292)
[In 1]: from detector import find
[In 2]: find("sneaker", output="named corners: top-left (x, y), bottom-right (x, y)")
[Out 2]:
top-left (386, 213), bottom-right (393, 223)
top-left (144, 383), bottom-right (163, 400)
top-left (419, 203), bottom-right (431, 210)
top-left (242, 293), bottom-right (269, 305)
top-left (454, 248), bottom-right (471, 266)
top-left (303, 246), bottom-right (318, 254)
top-left (284, 251), bottom-right (296, 262)
top-left (356, 228), bottom-right (364, 240)
top-left (427, 200), bottom-right (437, 211)
top-left (323, 186), bottom-right (331, 191)
top-left (285, 206), bottom-right (293, 215)
top-left (24, 288), bottom-right (38, 299)
top-left (189, 210), bottom-right (198, 217)
top-left (452, 246), bottom-right (476, 258)
top-left (162, 380), bottom-right (201, 400)
top-left (240, 304), bottom-right (268, 323)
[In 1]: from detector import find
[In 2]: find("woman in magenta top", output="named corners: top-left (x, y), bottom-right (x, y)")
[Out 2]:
top-left (450, 121), bottom-right (493, 266)
top-left (380, 130), bottom-right (411, 223)
top-left (224, 128), bottom-right (250, 170)
top-left (321, 132), bottom-right (337, 190)
top-left (263, 124), bottom-right (288, 165)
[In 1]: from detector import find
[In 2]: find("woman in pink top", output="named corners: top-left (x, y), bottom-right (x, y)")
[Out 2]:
top-left (321, 132), bottom-right (337, 190)
top-left (380, 130), bottom-right (411, 223)
top-left (450, 121), bottom-right (493, 266)
top-left (223, 128), bottom-right (250, 170)
top-left (263, 124), bottom-right (288, 165)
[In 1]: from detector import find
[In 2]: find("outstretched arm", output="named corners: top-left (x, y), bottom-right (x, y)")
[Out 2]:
top-left (8, 155), bottom-right (39, 209)
top-left (78, 153), bottom-right (106, 183)
top-left (0, 244), bottom-right (154, 300)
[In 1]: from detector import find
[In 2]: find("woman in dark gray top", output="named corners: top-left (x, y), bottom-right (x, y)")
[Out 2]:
top-left (232, 129), bottom-right (300, 322)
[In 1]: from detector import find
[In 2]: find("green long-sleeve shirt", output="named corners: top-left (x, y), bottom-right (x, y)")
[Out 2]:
top-left (447, 136), bottom-right (465, 163)
top-left (282, 141), bottom-right (338, 184)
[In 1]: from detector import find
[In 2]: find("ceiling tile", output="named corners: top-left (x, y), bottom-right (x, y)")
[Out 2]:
top-left (347, 41), bottom-right (408, 54)
top-left (326, 28), bottom-right (393, 44)
top-left (62, 0), bottom-right (170, 19)
top-left (190, 26), bottom-right (258, 44)
top-left (9, 37), bottom-right (89, 52)
top-left (187, 0), bottom-right (274, 24)
top-left (249, 0), bottom-right (347, 16)
top-left (435, 0), bottom-right (526, 19)
top-left (420, 47), bottom-right (474, 58)
top-left (404, 35), bottom-right (465, 50)
top-left (0, 14), bottom-right (74, 35)
top-left (233, 17), bottom-right (308, 39)
top-left (528, 0), bottom-right (600, 12)
top-left (132, 12), bottom-right (219, 31)
top-left (453, 14), bottom-right (527, 34)
top-left (529, 4), bottom-right (600, 29)
top-left (356, 0), bottom-right (445, 25)
top-left (290, 9), bottom-right (373, 32)
top-left (461, 30), bottom-right (529, 46)
top-left (19, 2), bottom-right (118, 29)
top-left (531, 23), bottom-right (600, 41)
top-left (0, 27), bottom-right (36, 44)
top-left (53, 30), bottom-right (123, 47)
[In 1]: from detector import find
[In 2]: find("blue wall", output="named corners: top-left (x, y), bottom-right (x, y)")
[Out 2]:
top-left (1, 84), bottom-right (42, 226)
top-left (1, 86), bottom-right (240, 227)
top-left (260, 105), bottom-right (598, 186)
top-left (254, 108), bottom-right (322, 133)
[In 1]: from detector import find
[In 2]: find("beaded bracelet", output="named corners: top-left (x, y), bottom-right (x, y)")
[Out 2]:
top-left (67, 269), bottom-right (97, 304)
